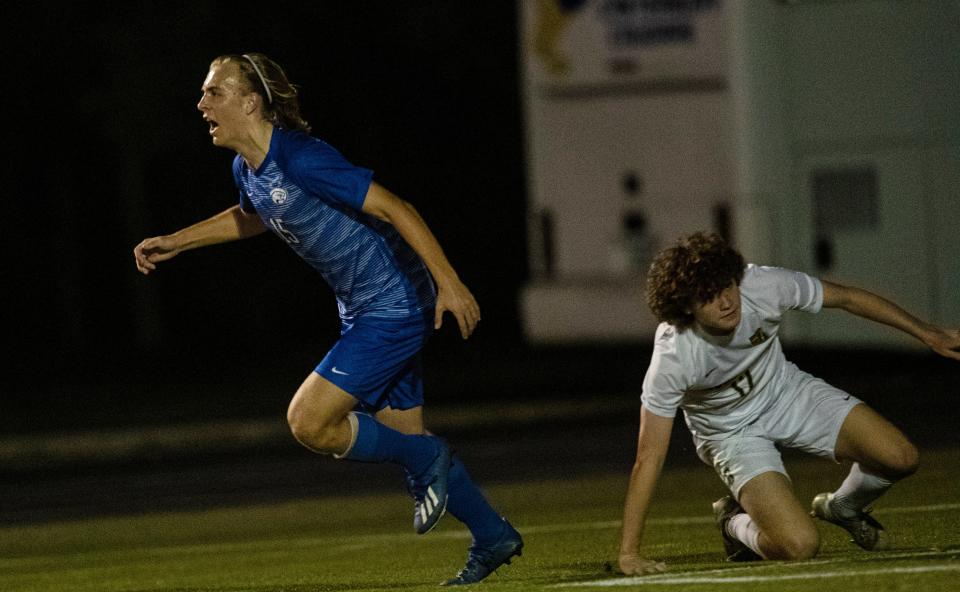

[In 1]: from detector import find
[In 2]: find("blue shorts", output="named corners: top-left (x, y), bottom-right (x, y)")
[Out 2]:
top-left (315, 312), bottom-right (433, 413)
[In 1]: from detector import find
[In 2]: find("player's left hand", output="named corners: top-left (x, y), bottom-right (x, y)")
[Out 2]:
top-left (435, 279), bottom-right (481, 339)
top-left (926, 327), bottom-right (960, 361)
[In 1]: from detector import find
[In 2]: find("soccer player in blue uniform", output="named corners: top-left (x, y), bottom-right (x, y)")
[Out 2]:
top-left (133, 53), bottom-right (522, 585)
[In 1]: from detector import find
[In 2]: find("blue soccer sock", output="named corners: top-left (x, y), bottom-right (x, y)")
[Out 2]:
top-left (341, 412), bottom-right (438, 476)
top-left (445, 455), bottom-right (507, 547)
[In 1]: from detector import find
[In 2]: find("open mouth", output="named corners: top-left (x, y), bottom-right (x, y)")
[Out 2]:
top-left (207, 119), bottom-right (219, 135)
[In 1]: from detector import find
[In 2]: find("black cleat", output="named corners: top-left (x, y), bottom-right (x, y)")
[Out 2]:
top-left (442, 520), bottom-right (523, 586)
top-left (811, 492), bottom-right (888, 551)
top-left (712, 496), bottom-right (763, 562)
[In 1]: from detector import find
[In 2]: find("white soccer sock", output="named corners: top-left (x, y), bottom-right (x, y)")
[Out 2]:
top-left (332, 412), bottom-right (360, 459)
top-left (832, 463), bottom-right (894, 517)
top-left (727, 513), bottom-right (766, 558)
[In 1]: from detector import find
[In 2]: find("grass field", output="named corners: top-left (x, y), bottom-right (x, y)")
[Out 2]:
top-left (2, 447), bottom-right (957, 592)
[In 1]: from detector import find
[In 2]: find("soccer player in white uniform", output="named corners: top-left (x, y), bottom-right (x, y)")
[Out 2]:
top-left (134, 53), bottom-right (521, 585)
top-left (617, 232), bottom-right (960, 575)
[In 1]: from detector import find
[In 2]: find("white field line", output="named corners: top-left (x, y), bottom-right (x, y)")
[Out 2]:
top-left (555, 564), bottom-right (960, 587)
top-left (549, 504), bottom-right (960, 590)
top-left (502, 502), bottom-right (960, 538)
top-left (549, 549), bottom-right (959, 586)
top-left (559, 564), bottom-right (960, 587)
top-left (8, 502), bottom-right (955, 565)
top-left (206, 500), bottom-right (960, 546)
top-left (251, 500), bottom-right (960, 551)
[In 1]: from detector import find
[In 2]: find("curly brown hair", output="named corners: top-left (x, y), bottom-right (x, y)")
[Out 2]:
top-left (646, 232), bottom-right (745, 330)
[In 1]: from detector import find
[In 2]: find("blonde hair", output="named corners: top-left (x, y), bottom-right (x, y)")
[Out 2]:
top-left (213, 53), bottom-right (311, 134)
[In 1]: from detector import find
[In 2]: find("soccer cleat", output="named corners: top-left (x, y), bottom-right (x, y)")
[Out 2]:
top-left (712, 496), bottom-right (763, 562)
top-left (442, 519), bottom-right (524, 586)
top-left (408, 437), bottom-right (452, 535)
top-left (810, 492), bottom-right (888, 551)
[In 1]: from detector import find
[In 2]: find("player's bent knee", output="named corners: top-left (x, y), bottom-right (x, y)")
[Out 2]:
top-left (286, 408), bottom-right (317, 448)
top-left (888, 441), bottom-right (919, 478)
top-left (785, 542), bottom-right (820, 561)
top-left (286, 401), bottom-right (341, 453)
top-left (765, 519), bottom-right (820, 561)
top-left (778, 530), bottom-right (820, 561)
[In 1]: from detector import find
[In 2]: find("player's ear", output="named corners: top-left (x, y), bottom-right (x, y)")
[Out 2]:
top-left (244, 93), bottom-right (258, 115)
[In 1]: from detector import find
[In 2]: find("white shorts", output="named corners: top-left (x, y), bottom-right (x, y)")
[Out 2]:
top-left (693, 366), bottom-right (861, 500)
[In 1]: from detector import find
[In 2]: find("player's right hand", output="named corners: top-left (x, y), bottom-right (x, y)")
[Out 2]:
top-left (617, 553), bottom-right (667, 576)
top-left (434, 278), bottom-right (481, 339)
top-left (925, 327), bottom-right (960, 361)
top-left (133, 235), bottom-right (180, 275)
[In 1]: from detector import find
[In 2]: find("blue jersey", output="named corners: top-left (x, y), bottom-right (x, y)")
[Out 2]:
top-left (233, 128), bottom-right (436, 321)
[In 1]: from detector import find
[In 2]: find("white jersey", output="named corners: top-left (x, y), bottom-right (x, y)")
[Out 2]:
top-left (641, 265), bottom-right (824, 440)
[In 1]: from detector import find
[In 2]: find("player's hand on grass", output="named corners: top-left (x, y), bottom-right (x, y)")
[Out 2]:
top-left (134, 235), bottom-right (181, 275)
top-left (434, 278), bottom-right (481, 339)
top-left (617, 553), bottom-right (667, 576)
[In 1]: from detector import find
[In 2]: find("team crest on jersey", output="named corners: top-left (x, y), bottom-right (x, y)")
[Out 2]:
top-left (749, 328), bottom-right (770, 346)
top-left (270, 187), bottom-right (288, 205)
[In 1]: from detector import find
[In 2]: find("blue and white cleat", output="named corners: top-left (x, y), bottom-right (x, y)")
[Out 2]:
top-left (442, 519), bottom-right (524, 586)
top-left (811, 492), bottom-right (888, 551)
top-left (409, 437), bottom-right (452, 535)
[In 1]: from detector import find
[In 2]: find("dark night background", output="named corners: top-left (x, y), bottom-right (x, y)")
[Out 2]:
top-left (5, 1), bottom-right (553, 433)
top-left (2, 2), bottom-right (958, 526)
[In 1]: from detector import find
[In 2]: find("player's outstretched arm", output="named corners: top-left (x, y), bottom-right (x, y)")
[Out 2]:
top-left (822, 280), bottom-right (960, 360)
top-left (361, 182), bottom-right (480, 339)
top-left (618, 407), bottom-right (673, 576)
top-left (133, 205), bottom-right (266, 275)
